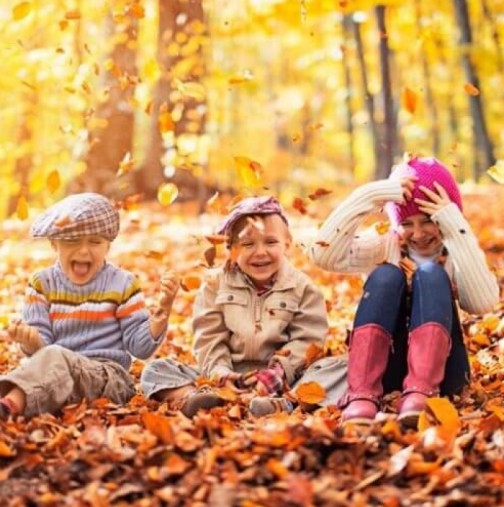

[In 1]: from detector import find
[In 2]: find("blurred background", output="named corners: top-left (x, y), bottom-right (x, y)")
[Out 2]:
top-left (0, 0), bottom-right (503, 218)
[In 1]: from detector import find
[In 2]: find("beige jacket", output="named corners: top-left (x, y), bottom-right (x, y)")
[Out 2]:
top-left (192, 261), bottom-right (328, 385)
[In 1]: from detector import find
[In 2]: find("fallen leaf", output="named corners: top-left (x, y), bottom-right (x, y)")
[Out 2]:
top-left (295, 381), bottom-right (326, 404)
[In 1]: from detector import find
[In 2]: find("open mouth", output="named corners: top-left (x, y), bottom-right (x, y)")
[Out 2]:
top-left (71, 261), bottom-right (92, 278)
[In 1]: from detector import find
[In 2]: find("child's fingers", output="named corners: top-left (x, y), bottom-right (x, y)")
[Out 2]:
top-left (255, 381), bottom-right (269, 397)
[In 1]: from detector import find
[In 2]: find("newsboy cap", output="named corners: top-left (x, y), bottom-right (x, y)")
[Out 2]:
top-left (31, 193), bottom-right (120, 241)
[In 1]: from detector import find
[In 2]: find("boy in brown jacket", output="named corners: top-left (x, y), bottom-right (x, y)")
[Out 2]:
top-left (141, 196), bottom-right (347, 417)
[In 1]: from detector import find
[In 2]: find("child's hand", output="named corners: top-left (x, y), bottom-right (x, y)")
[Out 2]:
top-left (158, 272), bottom-right (180, 313)
top-left (400, 176), bottom-right (418, 201)
top-left (415, 182), bottom-right (452, 215)
top-left (2, 320), bottom-right (40, 347)
top-left (253, 364), bottom-right (285, 396)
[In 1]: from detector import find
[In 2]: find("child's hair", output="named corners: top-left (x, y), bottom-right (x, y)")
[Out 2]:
top-left (30, 193), bottom-right (120, 241)
top-left (385, 157), bottom-right (463, 229)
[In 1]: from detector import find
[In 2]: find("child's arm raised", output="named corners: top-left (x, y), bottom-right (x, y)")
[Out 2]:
top-left (149, 271), bottom-right (180, 337)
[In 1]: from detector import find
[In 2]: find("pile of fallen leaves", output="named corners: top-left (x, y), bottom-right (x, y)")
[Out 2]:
top-left (0, 186), bottom-right (503, 506)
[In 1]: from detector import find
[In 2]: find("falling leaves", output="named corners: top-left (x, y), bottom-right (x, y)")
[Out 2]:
top-left (464, 83), bottom-right (480, 96)
top-left (233, 156), bottom-right (263, 187)
top-left (158, 103), bottom-right (174, 134)
top-left (157, 183), bottom-right (179, 206)
top-left (292, 197), bottom-right (308, 215)
top-left (402, 87), bottom-right (418, 114)
top-left (46, 170), bottom-right (61, 194)
top-left (16, 196), bottom-right (29, 220)
top-left (180, 275), bottom-right (201, 291)
top-left (12, 2), bottom-right (31, 21)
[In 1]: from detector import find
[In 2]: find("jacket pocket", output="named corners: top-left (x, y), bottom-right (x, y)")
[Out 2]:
top-left (215, 291), bottom-right (249, 332)
top-left (265, 295), bottom-right (299, 321)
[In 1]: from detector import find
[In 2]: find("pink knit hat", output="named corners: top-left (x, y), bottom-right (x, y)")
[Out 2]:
top-left (385, 157), bottom-right (463, 229)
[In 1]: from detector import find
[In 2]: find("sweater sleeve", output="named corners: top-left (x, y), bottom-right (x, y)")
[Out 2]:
top-left (433, 203), bottom-right (500, 314)
top-left (21, 273), bottom-right (54, 346)
top-left (118, 275), bottom-right (165, 359)
top-left (192, 277), bottom-right (234, 378)
top-left (271, 280), bottom-right (328, 385)
top-left (310, 179), bottom-right (403, 273)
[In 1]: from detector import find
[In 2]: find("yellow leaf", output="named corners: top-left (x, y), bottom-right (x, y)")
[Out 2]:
top-left (173, 79), bottom-right (206, 101)
top-left (46, 170), bottom-right (61, 194)
top-left (295, 381), bottom-right (326, 404)
top-left (375, 221), bottom-right (390, 235)
top-left (464, 83), bottom-right (480, 96)
top-left (228, 70), bottom-right (254, 85)
top-left (417, 410), bottom-right (430, 432)
top-left (233, 156), bottom-right (262, 187)
top-left (157, 183), bottom-right (179, 206)
top-left (426, 397), bottom-right (461, 435)
top-left (117, 152), bottom-right (135, 176)
top-left (487, 162), bottom-right (504, 184)
top-left (12, 2), bottom-right (31, 21)
top-left (65, 9), bottom-right (81, 20)
top-left (402, 87), bottom-right (417, 114)
top-left (16, 196), bottom-right (29, 220)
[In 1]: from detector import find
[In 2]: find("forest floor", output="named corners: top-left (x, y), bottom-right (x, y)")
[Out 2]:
top-left (0, 184), bottom-right (503, 507)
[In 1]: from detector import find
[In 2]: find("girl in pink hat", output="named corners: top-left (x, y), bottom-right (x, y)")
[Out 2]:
top-left (311, 157), bottom-right (499, 427)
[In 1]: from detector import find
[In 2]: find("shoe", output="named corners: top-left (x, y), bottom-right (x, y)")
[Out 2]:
top-left (249, 397), bottom-right (294, 416)
top-left (398, 392), bottom-right (427, 428)
top-left (180, 387), bottom-right (225, 418)
top-left (341, 399), bottom-right (378, 425)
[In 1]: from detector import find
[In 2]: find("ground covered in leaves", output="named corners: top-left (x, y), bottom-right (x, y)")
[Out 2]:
top-left (0, 186), bottom-right (503, 507)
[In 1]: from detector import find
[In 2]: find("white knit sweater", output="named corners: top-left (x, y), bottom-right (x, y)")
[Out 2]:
top-left (310, 179), bottom-right (500, 315)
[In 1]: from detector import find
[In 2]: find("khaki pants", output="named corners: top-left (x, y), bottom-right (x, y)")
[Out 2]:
top-left (0, 345), bottom-right (135, 417)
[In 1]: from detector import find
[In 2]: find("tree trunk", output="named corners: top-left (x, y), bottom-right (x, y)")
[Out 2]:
top-left (453, 0), bottom-right (496, 178)
top-left (75, 12), bottom-right (138, 198)
top-left (352, 18), bottom-right (380, 178)
top-left (375, 6), bottom-right (396, 179)
top-left (342, 15), bottom-right (356, 173)
top-left (135, 0), bottom-right (210, 206)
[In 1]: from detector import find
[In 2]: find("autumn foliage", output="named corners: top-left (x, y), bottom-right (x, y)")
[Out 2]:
top-left (0, 185), bottom-right (502, 506)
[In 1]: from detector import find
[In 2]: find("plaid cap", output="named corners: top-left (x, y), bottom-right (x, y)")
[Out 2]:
top-left (216, 196), bottom-right (289, 236)
top-left (31, 193), bottom-right (120, 241)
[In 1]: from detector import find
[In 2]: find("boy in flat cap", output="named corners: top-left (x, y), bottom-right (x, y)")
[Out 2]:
top-left (0, 192), bottom-right (179, 419)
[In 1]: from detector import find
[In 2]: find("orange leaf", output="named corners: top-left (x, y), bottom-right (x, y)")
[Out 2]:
top-left (158, 104), bottom-right (174, 134)
top-left (16, 196), bottom-right (29, 220)
top-left (295, 381), bottom-right (326, 404)
top-left (12, 2), bottom-right (31, 21)
top-left (180, 275), bottom-right (201, 291)
top-left (426, 397), bottom-right (461, 435)
top-left (305, 343), bottom-right (324, 366)
top-left (0, 440), bottom-right (15, 458)
top-left (266, 458), bottom-right (289, 479)
top-left (308, 188), bottom-right (332, 201)
top-left (402, 87), bottom-right (417, 114)
top-left (54, 214), bottom-right (72, 228)
top-left (292, 197), bottom-right (308, 215)
top-left (464, 83), bottom-right (480, 96)
top-left (127, 2), bottom-right (145, 18)
top-left (205, 234), bottom-right (227, 246)
top-left (142, 412), bottom-right (174, 444)
top-left (64, 9), bottom-right (81, 20)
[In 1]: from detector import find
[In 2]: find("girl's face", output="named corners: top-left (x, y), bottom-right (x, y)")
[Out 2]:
top-left (231, 214), bottom-right (291, 287)
top-left (397, 213), bottom-right (442, 256)
top-left (51, 235), bottom-right (110, 285)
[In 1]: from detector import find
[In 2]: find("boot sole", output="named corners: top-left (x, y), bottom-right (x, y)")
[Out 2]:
top-left (398, 411), bottom-right (420, 429)
top-left (182, 393), bottom-right (224, 418)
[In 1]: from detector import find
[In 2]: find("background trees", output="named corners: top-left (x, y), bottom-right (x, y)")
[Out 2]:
top-left (0, 0), bottom-right (502, 218)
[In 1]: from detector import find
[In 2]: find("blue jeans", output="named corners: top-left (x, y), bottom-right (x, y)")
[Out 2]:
top-left (353, 263), bottom-right (469, 395)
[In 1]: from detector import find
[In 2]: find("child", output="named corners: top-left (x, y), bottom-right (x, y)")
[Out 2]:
top-left (0, 192), bottom-right (179, 419)
top-left (311, 157), bottom-right (499, 426)
top-left (141, 196), bottom-right (347, 417)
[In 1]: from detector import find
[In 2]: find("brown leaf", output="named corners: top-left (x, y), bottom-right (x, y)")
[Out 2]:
top-left (142, 412), bottom-right (174, 444)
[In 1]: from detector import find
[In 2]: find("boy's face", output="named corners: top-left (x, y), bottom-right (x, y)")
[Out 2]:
top-left (231, 214), bottom-right (291, 287)
top-left (51, 235), bottom-right (110, 285)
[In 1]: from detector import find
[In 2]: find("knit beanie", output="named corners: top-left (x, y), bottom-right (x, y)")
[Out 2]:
top-left (385, 157), bottom-right (463, 229)
top-left (31, 193), bottom-right (120, 241)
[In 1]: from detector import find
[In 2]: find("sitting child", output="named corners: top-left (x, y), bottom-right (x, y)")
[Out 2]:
top-left (0, 192), bottom-right (179, 419)
top-left (141, 196), bottom-right (347, 417)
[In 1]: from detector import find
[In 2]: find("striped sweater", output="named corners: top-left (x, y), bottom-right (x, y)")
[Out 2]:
top-left (310, 179), bottom-right (500, 315)
top-left (22, 262), bottom-right (164, 369)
